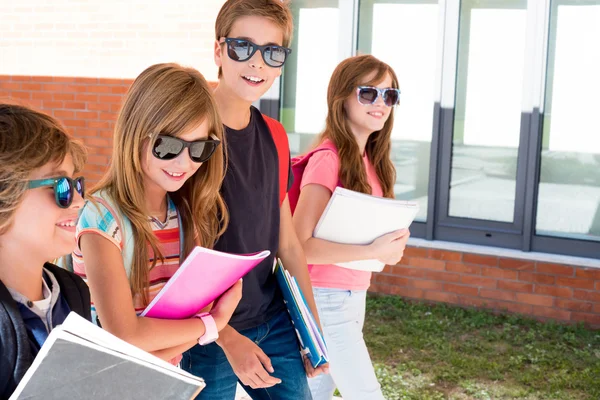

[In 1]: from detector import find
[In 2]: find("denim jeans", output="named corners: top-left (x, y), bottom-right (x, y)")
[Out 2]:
top-left (182, 310), bottom-right (312, 400)
top-left (308, 288), bottom-right (384, 400)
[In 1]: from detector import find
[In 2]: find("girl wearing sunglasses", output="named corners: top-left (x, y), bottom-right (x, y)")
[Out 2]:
top-left (0, 104), bottom-right (91, 398)
top-left (73, 63), bottom-right (242, 364)
top-left (291, 55), bottom-right (410, 400)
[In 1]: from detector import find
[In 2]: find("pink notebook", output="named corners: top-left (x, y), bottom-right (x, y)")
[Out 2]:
top-left (141, 247), bottom-right (270, 319)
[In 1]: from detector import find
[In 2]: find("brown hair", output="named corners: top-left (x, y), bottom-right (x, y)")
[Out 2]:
top-left (318, 55), bottom-right (398, 199)
top-left (0, 103), bottom-right (87, 234)
top-left (92, 63), bottom-right (229, 305)
top-left (215, 0), bottom-right (293, 77)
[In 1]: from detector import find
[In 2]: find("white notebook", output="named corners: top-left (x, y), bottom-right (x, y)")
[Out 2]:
top-left (313, 187), bottom-right (419, 272)
top-left (10, 312), bottom-right (205, 400)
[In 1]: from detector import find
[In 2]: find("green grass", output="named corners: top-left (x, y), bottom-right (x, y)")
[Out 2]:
top-left (363, 294), bottom-right (600, 400)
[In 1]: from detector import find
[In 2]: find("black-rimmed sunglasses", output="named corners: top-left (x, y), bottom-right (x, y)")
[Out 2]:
top-left (28, 176), bottom-right (85, 209)
top-left (151, 134), bottom-right (220, 163)
top-left (223, 38), bottom-right (292, 68)
top-left (357, 86), bottom-right (401, 107)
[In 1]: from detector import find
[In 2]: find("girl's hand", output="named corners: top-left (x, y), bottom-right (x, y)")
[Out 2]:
top-left (209, 279), bottom-right (243, 331)
top-left (369, 229), bottom-right (411, 265)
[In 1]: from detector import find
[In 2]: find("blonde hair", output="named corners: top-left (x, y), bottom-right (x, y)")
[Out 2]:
top-left (0, 103), bottom-right (87, 234)
top-left (215, 0), bottom-right (293, 77)
top-left (318, 55), bottom-right (398, 199)
top-left (92, 63), bottom-right (229, 305)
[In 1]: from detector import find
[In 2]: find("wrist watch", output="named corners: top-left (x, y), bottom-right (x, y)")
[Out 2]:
top-left (195, 312), bottom-right (219, 345)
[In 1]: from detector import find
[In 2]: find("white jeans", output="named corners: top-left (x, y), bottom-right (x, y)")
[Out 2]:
top-left (308, 288), bottom-right (385, 400)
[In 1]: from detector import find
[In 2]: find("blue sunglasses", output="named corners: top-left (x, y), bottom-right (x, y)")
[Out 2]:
top-left (28, 176), bottom-right (85, 208)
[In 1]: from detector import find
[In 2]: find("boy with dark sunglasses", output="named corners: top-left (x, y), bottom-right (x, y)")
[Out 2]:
top-left (181, 1), bottom-right (328, 399)
top-left (0, 104), bottom-right (91, 399)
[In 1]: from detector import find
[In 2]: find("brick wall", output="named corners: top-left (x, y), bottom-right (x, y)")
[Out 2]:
top-left (371, 247), bottom-right (600, 327)
top-left (2, 75), bottom-right (599, 328)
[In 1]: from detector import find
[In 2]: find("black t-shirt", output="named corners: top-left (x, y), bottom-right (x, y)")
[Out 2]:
top-left (215, 106), bottom-right (292, 331)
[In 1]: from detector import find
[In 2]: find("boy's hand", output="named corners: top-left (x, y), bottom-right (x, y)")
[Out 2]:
top-left (303, 355), bottom-right (330, 378)
top-left (219, 329), bottom-right (282, 389)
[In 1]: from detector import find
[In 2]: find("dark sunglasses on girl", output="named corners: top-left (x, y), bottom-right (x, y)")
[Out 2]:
top-left (223, 38), bottom-right (292, 68)
top-left (28, 176), bottom-right (85, 209)
top-left (357, 86), bottom-right (401, 107)
top-left (151, 134), bottom-right (220, 163)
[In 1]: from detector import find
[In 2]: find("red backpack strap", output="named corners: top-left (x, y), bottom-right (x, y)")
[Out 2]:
top-left (263, 114), bottom-right (290, 207)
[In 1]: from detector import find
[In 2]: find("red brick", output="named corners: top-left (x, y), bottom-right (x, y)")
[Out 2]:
top-left (75, 94), bottom-right (98, 102)
top-left (398, 256), bottom-right (411, 266)
top-left (575, 268), bottom-right (600, 280)
top-left (571, 312), bottom-right (600, 326)
top-left (555, 299), bottom-right (593, 312)
top-left (493, 300), bottom-right (532, 315)
top-left (515, 293), bottom-right (554, 307)
top-left (21, 83), bottom-right (42, 91)
top-left (594, 304), bottom-right (600, 314)
top-left (392, 266), bottom-right (427, 279)
top-left (377, 274), bottom-right (410, 287)
top-left (43, 83), bottom-right (68, 92)
top-left (87, 85), bottom-right (113, 94)
top-left (573, 289), bottom-right (600, 303)
top-left (42, 101), bottom-right (63, 109)
top-left (0, 82), bottom-right (21, 90)
top-left (73, 77), bottom-right (98, 84)
top-left (31, 76), bottom-right (53, 82)
top-left (534, 285), bottom-right (572, 298)
top-left (518, 272), bottom-right (555, 285)
top-left (444, 283), bottom-right (479, 297)
top-left (101, 78), bottom-right (126, 85)
top-left (531, 306), bottom-right (571, 321)
top-left (53, 110), bottom-right (75, 119)
top-left (480, 289), bottom-right (516, 302)
top-left (460, 275), bottom-right (497, 288)
top-left (597, 282), bottom-right (600, 291)
top-left (380, 265), bottom-right (393, 274)
top-left (99, 112), bottom-right (117, 121)
top-left (98, 130), bottom-right (115, 139)
top-left (407, 279), bottom-right (444, 291)
top-left (446, 262), bottom-right (480, 275)
top-left (389, 286), bottom-right (423, 299)
top-left (64, 85), bottom-right (88, 93)
top-left (498, 280), bottom-right (533, 293)
top-left (463, 253), bottom-right (498, 266)
top-left (110, 86), bottom-right (129, 94)
top-left (53, 93), bottom-right (75, 101)
top-left (536, 263), bottom-right (574, 276)
top-left (424, 291), bottom-right (459, 305)
top-left (481, 267), bottom-right (518, 280)
top-left (98, 95), bottom-right (123, 104)
top-left (555, 277), bottom-right (595, 290)
top-left (64, 101), bottom-right (86, 110)
top-left (87, 155), bottom-right (109, 165)
top-left (63, 119), bottom-right (86, 128)
top-left (10, 92), bottom-right (31, 99)
top-left (110, 103), bottom-right (122, 113)
top-left (52, 76), bottom-right (77, 83)
top-left (87, 102), bottom-right (111, 112)
top-left (404, 247), bottom-right (428, 258)
top-left (32, 92), bottom-right (53, 100)
top-left (428, 249), bottom-right (462, 262)
top-left (425, 270), bottom-right (461, 283)
top-left (76, 111), bottom-right (98, 120)
top-left (10, 76), bottom-right (33, 81)
top-left (499, 258), bottom-right (535, 271)
top-left (87, 120), bottom-right (111, 129)
top-left (409, 257), bottom-right (445, 271)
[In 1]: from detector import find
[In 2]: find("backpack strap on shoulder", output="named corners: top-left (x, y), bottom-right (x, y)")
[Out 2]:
top-left (263, 114), bottom-right (290, 207)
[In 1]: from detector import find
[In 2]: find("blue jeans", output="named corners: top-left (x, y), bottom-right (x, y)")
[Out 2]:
top-left (182, 310), bottom-right (312, 400)
top-left (308, 289), bottom-right (384, 400)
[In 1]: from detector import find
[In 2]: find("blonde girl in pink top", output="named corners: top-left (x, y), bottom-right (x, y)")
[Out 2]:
top-left (292, 55), bottom-right (410, 400)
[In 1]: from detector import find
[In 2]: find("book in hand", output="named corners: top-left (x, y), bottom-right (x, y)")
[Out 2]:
top-left (9, 312), bottom-right (205, 400)
top-left (141, 247), bottom-right (270, 319)
top-left (274, 258), bottom-right (328, 368)
top-left (314, 187), bottom-right (420, 272)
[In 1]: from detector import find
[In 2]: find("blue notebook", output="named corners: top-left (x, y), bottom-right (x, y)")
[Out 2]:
top-left (274, 258), bottom-right (329, 368)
